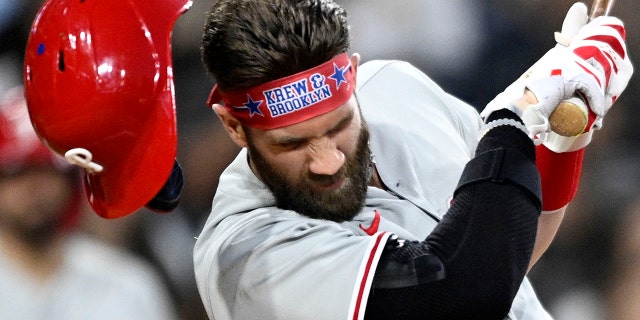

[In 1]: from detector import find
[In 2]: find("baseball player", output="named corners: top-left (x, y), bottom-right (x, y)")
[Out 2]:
top-left (193, 1), bottom-right (632, 319)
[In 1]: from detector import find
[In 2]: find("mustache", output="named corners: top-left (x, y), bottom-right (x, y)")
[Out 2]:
top-left (307, 168), bottom-right (345, 185)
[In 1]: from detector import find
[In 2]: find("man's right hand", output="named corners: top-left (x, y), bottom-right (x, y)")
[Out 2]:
top-left (483, 2), bottom-right (633, 149)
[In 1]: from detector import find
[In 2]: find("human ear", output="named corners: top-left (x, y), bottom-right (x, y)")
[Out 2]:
top-left (212, 104), bottom-right (248, 148)
top-left (350, 53), bottom-right (361, 86)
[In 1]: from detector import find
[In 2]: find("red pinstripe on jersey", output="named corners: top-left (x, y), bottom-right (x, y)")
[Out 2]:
top-left (350, 231), bottom-right (390, 320)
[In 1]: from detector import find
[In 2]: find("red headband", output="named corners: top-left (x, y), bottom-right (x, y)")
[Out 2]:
top-left (207, 53), bottom-right (354, 129)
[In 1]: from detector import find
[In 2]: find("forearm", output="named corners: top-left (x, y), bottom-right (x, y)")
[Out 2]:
top-left (529, 207), bottom-right (565, 270)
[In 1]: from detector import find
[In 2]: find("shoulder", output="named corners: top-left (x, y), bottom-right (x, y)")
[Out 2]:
top-left (357, 60), bottom-right (439, 95)
top-left (356, 59), bottom-right (482, 147)
top-left (357, 59), bottom-right (478, 113)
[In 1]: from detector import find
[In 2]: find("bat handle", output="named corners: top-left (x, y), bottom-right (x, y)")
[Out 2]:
top-left (590, 0), bottom-right (614, 20)
top-left (548, 96), bottom-right (589, 136)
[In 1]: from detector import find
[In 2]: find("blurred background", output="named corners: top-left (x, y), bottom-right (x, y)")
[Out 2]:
top-left (1, 0), bottom-right (639, 319)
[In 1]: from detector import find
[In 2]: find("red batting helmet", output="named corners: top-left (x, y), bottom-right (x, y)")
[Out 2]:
top-left (23, 0), bottom-right (192, 218)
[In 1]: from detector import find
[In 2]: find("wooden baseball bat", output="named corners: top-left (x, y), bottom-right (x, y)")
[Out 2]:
top-left (548, 0), bottom-right (614, 136)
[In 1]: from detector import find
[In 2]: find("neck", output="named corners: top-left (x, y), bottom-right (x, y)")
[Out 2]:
top-left (368, 164), bottom-right (386, 189)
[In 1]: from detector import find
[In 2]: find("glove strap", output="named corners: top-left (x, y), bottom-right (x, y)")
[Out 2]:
top-left (536, 144), bottom-right (585, 212)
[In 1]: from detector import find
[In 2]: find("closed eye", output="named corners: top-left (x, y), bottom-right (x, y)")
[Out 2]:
top-left (276, 138), bottom-right (306, 150)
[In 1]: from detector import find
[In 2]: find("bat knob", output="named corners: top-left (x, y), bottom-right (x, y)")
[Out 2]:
top-left (549, 96), bottom-right (589, 137)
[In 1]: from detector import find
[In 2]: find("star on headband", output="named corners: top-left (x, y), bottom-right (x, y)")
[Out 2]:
top-left (329, 62), bottom-right (350, 89)
top-left (233, 95), bottom-right (264, 117)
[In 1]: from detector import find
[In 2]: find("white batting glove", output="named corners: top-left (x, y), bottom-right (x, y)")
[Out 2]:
top-left (525, 13), bottom-right (632, 150)
top-left (482, 3), bottom-right (633, 149)
top-left (521, 47), bottom-right (604, 141)
top-left (541, 14), bottom-right (632, 118)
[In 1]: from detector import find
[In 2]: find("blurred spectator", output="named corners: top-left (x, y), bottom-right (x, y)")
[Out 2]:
top-left (0, 87), bottom-right (177, 320)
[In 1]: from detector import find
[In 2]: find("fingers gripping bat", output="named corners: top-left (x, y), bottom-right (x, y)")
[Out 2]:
top-left (548, 0), bottom-right (615, 136)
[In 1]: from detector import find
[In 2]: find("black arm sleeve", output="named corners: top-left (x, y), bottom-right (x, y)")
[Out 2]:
top-left (365, 110), bottom-right (541, 320)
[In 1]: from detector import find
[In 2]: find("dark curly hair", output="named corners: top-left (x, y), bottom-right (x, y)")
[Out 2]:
top-left (201, 0), bottom-right (350, 92)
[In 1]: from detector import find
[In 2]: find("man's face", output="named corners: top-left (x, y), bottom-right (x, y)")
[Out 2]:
top-left (245, 96), bottom-right (371, 222)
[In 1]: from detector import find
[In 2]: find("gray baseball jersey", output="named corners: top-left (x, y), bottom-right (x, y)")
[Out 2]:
top-left (194, 60), bottom-right (552, 320)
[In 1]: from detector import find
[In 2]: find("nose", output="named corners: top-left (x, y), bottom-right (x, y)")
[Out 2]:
top-left (307, 137), bottom-right (345, 175)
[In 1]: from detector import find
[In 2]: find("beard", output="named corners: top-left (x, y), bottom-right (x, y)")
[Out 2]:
top-left (247, 121), bottom-right (372, 222)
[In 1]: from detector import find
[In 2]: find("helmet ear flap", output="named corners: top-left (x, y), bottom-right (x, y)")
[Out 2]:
top-left (146, 159), bottom-right (184, 213)
top-left (23, 0), bottom-right (192, 218)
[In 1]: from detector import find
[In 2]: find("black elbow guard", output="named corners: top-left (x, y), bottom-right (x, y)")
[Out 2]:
top-left (455, 147), bottom-right (542, 211)
top-left (373, 235), bottom-right (445, 289)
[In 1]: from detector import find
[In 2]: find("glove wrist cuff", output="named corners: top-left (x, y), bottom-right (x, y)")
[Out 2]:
top-left (543, 130), bottom-right (593, 153)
